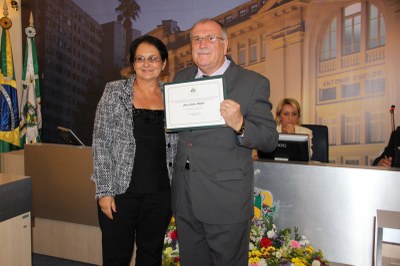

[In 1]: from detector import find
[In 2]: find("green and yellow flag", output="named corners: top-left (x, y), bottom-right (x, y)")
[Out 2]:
top-left (0, 12), bottom-right (20, 152)
top-left (20, 12), bottom-right (41, 147)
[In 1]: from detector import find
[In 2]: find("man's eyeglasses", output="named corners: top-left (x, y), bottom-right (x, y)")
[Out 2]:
top-left (134, 55), bottom-right (161, 64)
top-left (190, 35), bottom-right (224, 44)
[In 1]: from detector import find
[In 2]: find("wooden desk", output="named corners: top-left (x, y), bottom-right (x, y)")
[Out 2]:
top-left (0, 174), bottom-right (32, 265)
top-left (24, 143), bottom-right (134, 265)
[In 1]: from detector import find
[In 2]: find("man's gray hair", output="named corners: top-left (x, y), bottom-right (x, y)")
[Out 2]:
top-left (190, 18), bottom-right (228, 40)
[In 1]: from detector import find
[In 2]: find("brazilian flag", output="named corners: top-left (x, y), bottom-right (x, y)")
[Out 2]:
top-left (0, 16), bottom-right (20, 152)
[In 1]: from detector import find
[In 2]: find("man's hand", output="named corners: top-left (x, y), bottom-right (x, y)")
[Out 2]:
top-left (220, 99), bottom-right (243, 132)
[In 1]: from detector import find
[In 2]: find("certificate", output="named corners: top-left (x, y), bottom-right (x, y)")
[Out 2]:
top-left (163, 76), bottom-right (226, 131)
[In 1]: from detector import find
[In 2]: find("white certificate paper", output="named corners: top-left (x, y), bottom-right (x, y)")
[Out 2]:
top-left (164, 76), bottom-right (226, 131)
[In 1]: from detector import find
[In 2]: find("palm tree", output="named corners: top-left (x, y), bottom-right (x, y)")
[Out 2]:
top-left (115, 0), bottom-right (141, 63)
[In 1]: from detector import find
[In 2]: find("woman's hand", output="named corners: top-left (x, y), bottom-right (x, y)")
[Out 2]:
top-left (377, 156), bottom-right (392, 167)
top-left (282, 123), bottom-right (295, 134)
top-left (99, 195), bottom-right (117, 220)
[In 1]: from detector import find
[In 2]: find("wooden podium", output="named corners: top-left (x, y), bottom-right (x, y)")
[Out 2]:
top-left (0, 174), bottom-right (32, 265)
top-left (25, 144), bottom-right (118, 265)
top-left (25, 143), bottom-right (97, 226)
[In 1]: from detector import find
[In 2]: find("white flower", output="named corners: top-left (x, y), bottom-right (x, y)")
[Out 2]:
top-left (267, 230), bottom-right (276, 238)
top-left (249, 242), bottom-right (256, 250)
top-left (312, 260), bottom-right (321, 266)
top-left (275, 249), bottom-right (282, 258)
top-left (299, 235), bottom-right (310, 246)
top-left (259, 258), bottom-right (268, 266)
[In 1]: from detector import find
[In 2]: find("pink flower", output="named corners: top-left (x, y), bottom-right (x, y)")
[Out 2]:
top-left (290, 240), bottom-right (301, 248)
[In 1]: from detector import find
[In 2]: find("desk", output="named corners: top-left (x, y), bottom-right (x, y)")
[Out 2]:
top-left (375, 209), bottom-right (400, 266)
top-left (24, 143), bottom-right (136, 265)
top-left (0, 174), bottom-right (32, 265)
top-left (254, 160), bottom-right (400, 265)
top-left (14, 144), bottom-right (400, 265)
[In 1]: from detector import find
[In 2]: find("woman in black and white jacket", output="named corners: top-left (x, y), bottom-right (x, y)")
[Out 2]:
top-left (91, 35), bottom-right (178, 266)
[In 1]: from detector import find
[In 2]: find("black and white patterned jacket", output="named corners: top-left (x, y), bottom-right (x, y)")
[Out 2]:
top-left (91, 75), bottom-right (178, 199)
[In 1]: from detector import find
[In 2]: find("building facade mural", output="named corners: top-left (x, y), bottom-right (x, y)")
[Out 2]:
top-left (22, 0), bottom-right (400, 166)
top-left (154, 0), bottom-right (400, 166)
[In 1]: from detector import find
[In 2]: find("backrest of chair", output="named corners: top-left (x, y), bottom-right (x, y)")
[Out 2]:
top-left (302, 124), bottom-right (329, 163)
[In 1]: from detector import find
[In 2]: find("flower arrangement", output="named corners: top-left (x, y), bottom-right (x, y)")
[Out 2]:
top-left (162, 190), bottom-right (329, 266)
top-left (163, 216), bottom-right (180, 266)
top-left (248, 199), bottom-right (329, 266)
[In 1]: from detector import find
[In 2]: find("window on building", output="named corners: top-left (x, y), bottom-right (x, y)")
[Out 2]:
top-left (365, 112), bottom-right (385, 143)
top-left (344, 159), bottom-right (360, 165)
top-left (225, 15), bottom-right (232, 23)
top-left (250, 3), bottom-right (258, 13)
top-left (249, 39), bottom-right (257, 63)
top-left (343, 3), bottom-right (361, 55)
top-left (261, 37), bottom-right (267, 60)
top-left (319, 87), bottom-right (336, 102)
top-left (320, 17), bottom-right (337, 61)
top-left (238, 42), bottom-right (246, 65)
top-left (368, 4), bottom-right (386, 49)
top-left (323, 117), bottom-right (337, 146)
top-left (342, 114), bottom-right (361, 144)
top-left (365, 78), bottom-right (385, 94)
top-left (239, 8), bottom-right (247, 17)
top-left (341, 83), bottom-right (360, 98)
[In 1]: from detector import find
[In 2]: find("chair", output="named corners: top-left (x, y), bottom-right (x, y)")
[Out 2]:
top-left (302, 124), bottom-right (329, 163)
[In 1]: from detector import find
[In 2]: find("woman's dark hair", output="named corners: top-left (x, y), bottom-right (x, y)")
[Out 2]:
top-left (129, 35), bottom-right (168, 64)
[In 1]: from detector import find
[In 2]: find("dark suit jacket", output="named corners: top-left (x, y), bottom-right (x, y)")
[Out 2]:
top-left (373, 127), bottom-right (400, 166)
top-left (171, 61), bottom-right (278, 224)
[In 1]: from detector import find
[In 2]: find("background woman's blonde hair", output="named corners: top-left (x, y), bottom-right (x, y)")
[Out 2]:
top-left (275, 98), bottom-right (302, 125)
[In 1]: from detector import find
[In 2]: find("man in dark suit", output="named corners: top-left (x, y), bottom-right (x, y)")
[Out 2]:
top-left (171, 18), bottom-right (278, 265)
top-left (373, 127), bottom-right (400, 167)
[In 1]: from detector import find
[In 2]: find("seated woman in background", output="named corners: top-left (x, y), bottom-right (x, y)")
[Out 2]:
top-left (275, 98), bottom-right (313, 156)
top-left (253, 98), bottom-right (313, 160)
top-left (372, 127), bottom-right (400, 167)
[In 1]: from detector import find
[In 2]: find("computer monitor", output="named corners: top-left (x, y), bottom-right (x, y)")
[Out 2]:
top-left (258, 133), bottom-right (310, 162)
top-left (57, 126), bottom-right (85, 146)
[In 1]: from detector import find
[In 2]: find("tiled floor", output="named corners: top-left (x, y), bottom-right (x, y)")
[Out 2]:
top-left (32, 253), bottom-right (96, 266)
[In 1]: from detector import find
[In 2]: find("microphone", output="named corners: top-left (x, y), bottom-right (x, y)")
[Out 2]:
top-left (390, 105), bottom-right (395, 132)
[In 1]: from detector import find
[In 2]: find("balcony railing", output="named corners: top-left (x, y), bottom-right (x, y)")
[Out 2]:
top-left (366, 46), bottom-right (385, 63)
